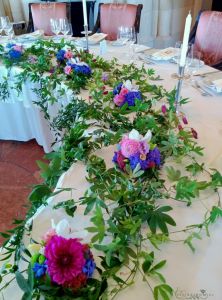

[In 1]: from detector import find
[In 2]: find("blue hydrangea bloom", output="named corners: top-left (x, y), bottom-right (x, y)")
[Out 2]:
top-left (8, 49), bottom-right (22, 59)
top-left (6, 43), bottom-right (16, 49)
top-left (82, 259), bottom-right (96, 277)
top-left (113, 82), bottom-right (123, 95)
top-left (125, 91), bottom-right (142, 106)
top-left (56, 49), bottom-right (66, 61)
top-left (33, 262), bottom-right (47, 278)
top-left (70, 63), bottom-right (91, 75)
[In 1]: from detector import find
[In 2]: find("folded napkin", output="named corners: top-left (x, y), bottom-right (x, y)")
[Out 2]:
top-left (88, 33), bottom-right (107, 44)
top-left (212, 78), bottom-right (222, 93)
top-left (151, 47), bottom-right (178, 61)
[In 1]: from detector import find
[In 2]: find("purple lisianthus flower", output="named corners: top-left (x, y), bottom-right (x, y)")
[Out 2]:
top-left (82, 258), bottom-right (96, 278)
top-left (129, 153), bottom-right (140, 170)
top-left (147, 147), bottom-right (161, 167)
top-left (124, 91), bottom-right (142, 106)
top-left (33, 262), bottom-right (47, 278)
top-left (8, 49), bottom-right (22, 59)
top-left (102, 72), bottom-right (109, 82)
top-left (70, 63), bottom-right (91, 75)
top-left (113, 82), bottom-right (123, 95)
top-left (56, 49), bottom-right (66, 61)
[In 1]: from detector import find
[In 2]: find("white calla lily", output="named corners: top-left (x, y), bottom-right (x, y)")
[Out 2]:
top-left (141, 130), bottom-right (152, 142)
top-left (128, 129), bottom-right (141, 141)
top-left (124, 80), bottom-right (133, 91)
top-left (52, 219), bottom-right (71, 238)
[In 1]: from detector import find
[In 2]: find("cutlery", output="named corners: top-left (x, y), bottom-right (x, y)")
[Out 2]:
top-left (192, 82), bottom-right (209, 96)
top-left (138, 54), bottom-right (157, 65)
top-left (194, 70), bottom-right (220, 77)
top-left (195, 81), bottom-right (215, 96)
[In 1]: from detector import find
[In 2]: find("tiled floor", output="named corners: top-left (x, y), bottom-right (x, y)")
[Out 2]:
top-left (0, 140), bottom-right (45, 244)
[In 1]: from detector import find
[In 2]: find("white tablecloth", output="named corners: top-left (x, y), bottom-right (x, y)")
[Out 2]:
top-left (1, 44), bottom-right (222, 299)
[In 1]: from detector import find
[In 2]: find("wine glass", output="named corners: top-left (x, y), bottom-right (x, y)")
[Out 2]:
top-left (186, 45), bottom-right (201, 78)
top-left (50, 18), bottom-right (61, 36)
top-left (174, 41), bottom-right (182, 65)
top-left (60, 18), bottom-right (70, 36)
top-left (4, 23), bottom-right (14, 40)
top-left (128, 27), bottom-right (137, 61)
top-left (1, 16), bottom-right (10, 30)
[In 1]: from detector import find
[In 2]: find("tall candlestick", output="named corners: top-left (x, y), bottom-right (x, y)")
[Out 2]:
top-left (180, 12), bottom-right (192, 66)
top-left (82, 0), bottom-right (88, 27)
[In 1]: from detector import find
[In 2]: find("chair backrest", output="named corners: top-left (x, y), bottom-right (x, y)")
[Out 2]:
top-left (28, 3), bottom-right (69, 36)
top-left (95, 3), bottom-right (143, 41)
top-left (194, 11), bottom-right (222, 66)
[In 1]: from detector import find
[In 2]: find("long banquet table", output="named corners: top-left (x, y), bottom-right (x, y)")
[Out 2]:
top-left (1, 43), bottom-right (222, 300)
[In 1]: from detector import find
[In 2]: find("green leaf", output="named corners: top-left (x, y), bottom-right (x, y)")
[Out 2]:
top-left (165, 166), bottom-right (181, 182)
top-left (15, 271), bottom-right (31, 294)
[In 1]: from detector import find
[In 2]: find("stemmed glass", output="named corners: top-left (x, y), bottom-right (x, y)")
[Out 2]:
top-left (50, 19), bottom-right (61, 36)
top-left (4, 23), bottom-right (14, 40)
top-left (186, 45), bottom-right (202, 79)
top-left (60, 19), bottom-right (70, 36)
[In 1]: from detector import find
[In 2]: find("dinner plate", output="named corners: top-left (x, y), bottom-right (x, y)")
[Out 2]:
top-left (111, 39), bottom-right (128, 46)
top-left (202, 73), bottom-right (222, 94)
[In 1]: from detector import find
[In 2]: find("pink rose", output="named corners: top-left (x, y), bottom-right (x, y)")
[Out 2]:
top-left (42, 228), bottom-right (56, 243)
top-left (114, 94), bottom-right (125, 106)
top-left (120, 138), bottom-right (140, 158)
top-left (119, 87), bottom-right (129, 97)
top-left (64, 65), bottom-right (72, 75)
top-left (64, 50), bottom-right (73, 59)
top-left (13, 45), bottom-right (23, 52)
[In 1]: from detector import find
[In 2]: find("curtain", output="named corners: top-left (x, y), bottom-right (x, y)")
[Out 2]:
top-left (0, 0), bottom-right (25, 22)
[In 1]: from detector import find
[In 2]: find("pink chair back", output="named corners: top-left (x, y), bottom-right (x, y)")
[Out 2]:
top-left (194, 11), bottom-right (222, 65)
top-left (100, 4), bottom-right (139, 41)
top-left (31, 3), bottom-right (67, 36)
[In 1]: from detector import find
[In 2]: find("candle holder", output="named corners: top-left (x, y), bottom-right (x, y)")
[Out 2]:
top-left (81, 25), bottom-right (92, 52)
top-left (175, 65), bottom-right (186, 114)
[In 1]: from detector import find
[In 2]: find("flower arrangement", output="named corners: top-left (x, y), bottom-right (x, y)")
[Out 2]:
top-left (56, 49), bottom-right (92, 76)
top-left (28, 219), bottom-right (96, 297)
top-left (113, 129), bottom-right (161, 172)
top-left (7, 43), bottom-right (24, 59)
top-left (113, 80), bottom-right (142, 107)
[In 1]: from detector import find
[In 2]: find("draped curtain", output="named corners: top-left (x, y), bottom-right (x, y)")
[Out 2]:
top-left (0, 0), bottom-right (25, 22)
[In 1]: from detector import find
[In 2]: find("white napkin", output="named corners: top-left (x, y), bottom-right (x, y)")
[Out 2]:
top-left (151, 47), bottom-right (178, 61)
top-left (212, 78), bottom-right (222, 93)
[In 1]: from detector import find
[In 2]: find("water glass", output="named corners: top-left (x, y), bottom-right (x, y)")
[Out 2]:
top-left (60, 18), bottom-right (70, 36)
top-left (174, 41), bottom-right (182, 65)
top-left (1, 16), bottom-right (10, 29)
top-left (4, 23), bottom-right (14, 40)
top-left (186, 45), bottom-right (201, 76)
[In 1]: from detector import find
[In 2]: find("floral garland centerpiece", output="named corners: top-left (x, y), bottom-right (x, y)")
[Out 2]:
top-left (113, 129), bottom-right (161, 172)
top-left (25, 219), bottom-right (98, 299)
top-left (56, 48), bottom-right (92, 76)
top-left (113, 80), bottom-right (142, 107)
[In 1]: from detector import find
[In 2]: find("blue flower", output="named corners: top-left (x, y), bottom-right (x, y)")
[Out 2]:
top-left (6, 43), bottom-right (16, 49)
top-left (69, 63), bottom-right (91, 75)
top-left (33, 262), bottom-right (47, 278)
top-left (8, 49), bottom-right (22, 59)
top-left (125, 91), bottom-right (142, 106)
top-left (129, 153), bottom-right (140, 170)
top-left (112, 152), bottom-right (118, 163)
top-left (56, 49), bottom-right (66, 61)
top-left (82, 258), bottom-right (96, 278)
top-left (113, 82), bottom-right (123, 95)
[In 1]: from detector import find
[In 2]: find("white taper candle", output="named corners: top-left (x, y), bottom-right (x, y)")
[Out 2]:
top-left (82, 0), bottom-right (88, 27)
top-left (180, 12), bottom-right (192, 67)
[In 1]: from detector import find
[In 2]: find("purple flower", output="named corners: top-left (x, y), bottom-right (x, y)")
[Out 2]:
top-left (129, 153), bottom-right (140, 170)
top-left (102, 73), bottom-right (109, 82)
top-left (124, 91), bottom-right (142, 106)
top-left (82, 258), bottom-right (96, 278)
top-left (33, 262), bottom-right (47, 278)
top-left (182, 116), bottom-right (188, 125)
top-left (56, 50), bottom-right (66, 61)
top-left (147, 147), bottom-right (161, 167)
top-left (129, 147), bottom-right (161, 171)
top-left (161, 104), bottom-right (167, 114)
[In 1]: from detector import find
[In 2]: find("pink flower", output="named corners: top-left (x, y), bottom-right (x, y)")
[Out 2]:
top-left (42, 228), bottom-right (56, 243)
top-left (64, 50), bottom-right (73, 59)
top-left (45, 235), bottom-right (86, 286)
top-left (182, 116), bottom-right (188, 125)
top-left (138, 140), bottom-right (149, 155)
top-left (161, 104), bottom-right (167, 114)
top-left (120, 138), bottom-right (140, 158)
top-left (119, 87), bottom-right (129, 97)
top-left (64, 65), bottom-right (72, 75)
top-left (13, 45), bottom-right (23, 52)
top-left (113, 94), bottom-right (125, 106)
top-left (191, 128), bottom-right (198, 139)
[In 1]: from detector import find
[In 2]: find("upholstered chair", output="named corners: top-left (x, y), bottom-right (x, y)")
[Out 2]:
top-left (93, 3), bottom-right (143, 41)
top-left (27, 2), bottom-right (70, 36)
top-left (192, 11), bottom-right (222, 67)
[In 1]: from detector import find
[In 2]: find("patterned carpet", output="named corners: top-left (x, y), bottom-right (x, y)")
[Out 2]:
top-left (0, 140), bottom-right (45, 244)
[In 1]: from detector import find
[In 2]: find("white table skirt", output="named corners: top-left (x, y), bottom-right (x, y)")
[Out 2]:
top-left (1, 44), bottom-right (222, 299)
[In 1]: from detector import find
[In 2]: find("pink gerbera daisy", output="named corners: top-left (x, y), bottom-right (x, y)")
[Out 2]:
top-left (45, 235), bottom-right (86, 286)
